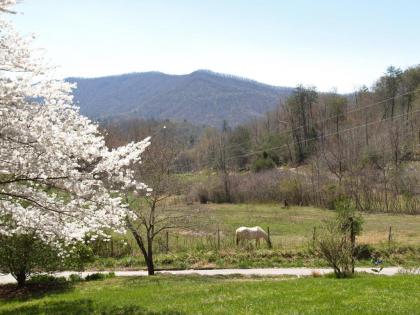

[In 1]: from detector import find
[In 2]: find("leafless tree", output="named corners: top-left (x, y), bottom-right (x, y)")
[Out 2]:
top-left (125, 128), bottom-right (201, 275)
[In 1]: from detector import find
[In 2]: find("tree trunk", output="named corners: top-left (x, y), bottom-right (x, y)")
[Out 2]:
top-left (223, 171), bottom-right (231, 203)
top-left (146, 236), bottom-right (155, 275)
top-left (146, 257), bottom-right (155, 275)
top-left (15, 271), bottom-right (27, 287)
top-left (127, 219), bottom-right (155, 276)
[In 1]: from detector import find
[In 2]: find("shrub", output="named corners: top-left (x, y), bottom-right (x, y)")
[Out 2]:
top-left (278, 178), bottom-right (305, 205)
top-left (322, 184), bottom-right (341, 209)
top-left (194, 176), bottom-right (230, 203)
top-left (210, 184), bottom-right (229, 203)
top-left (85, 273), bottom-right (106, 281)
top-left (196, 185), bottom-right (209, 204)
top-left (335, 198), bottom-right (363, 235)
top-left (0, 233), bottom-right (62, 287)
top-left (315, 198), bottom-right (363, 278)
top-left (118, 256), bottom-right (143, 268)
top-left (85, 272), bottom-right (115, 281)
top-left (355, 244), bottom-right (375, 260)
top-left (27, 275), bottom-right (67, 284)
top-left (315, 221), bottom-right (354, 278)
top-left (251, 155), bottom-right (276, 173)
top-left (64, 242), bottom-right (95, 272)
top-left (229, 170), bottom-right (286, 203)
top-left (69, 274), bottom-right (83, 282)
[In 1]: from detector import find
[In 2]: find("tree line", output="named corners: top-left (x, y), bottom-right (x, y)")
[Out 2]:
top-left (105, 65), bottom-right (420, 213)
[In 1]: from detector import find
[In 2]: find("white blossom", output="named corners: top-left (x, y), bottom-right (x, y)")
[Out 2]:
top-left (0, 0), bottom-right (150, 247)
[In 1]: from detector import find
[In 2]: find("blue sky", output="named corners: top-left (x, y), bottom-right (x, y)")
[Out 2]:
top-left (10, 0), bottom-right (420, 92)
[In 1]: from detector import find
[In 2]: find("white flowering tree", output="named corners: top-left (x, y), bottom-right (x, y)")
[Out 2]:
top-left (0, 0), bottom-right (150, 271)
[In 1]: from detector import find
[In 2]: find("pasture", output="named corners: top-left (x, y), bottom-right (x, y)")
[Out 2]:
top-left (204, 204), bottom-right (420, 247)
top-left (0, 274), bottom-right (418, 314)
top-left (90, 204), bottom-right (420, 270)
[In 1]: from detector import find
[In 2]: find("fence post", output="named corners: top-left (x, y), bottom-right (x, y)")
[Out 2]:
top-left (350, 218), bottom-right (355, 274)
top-left (166, 231), bottom-right (169, 253)
top-left (388, 226), bottom-right (392, 247)
top-left (312, 227), bottom-right (316, 247)
top-left (217, 226), bottom-right (220, 250)
top-left (267, 226), bottom-right (271, 246)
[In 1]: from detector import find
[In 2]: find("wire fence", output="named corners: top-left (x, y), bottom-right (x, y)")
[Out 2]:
top-left (92, 224), bottom-right (401, 258)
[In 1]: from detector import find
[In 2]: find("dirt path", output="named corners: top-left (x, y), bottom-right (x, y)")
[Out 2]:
top-left (0, 267), bottom-right (417, 284)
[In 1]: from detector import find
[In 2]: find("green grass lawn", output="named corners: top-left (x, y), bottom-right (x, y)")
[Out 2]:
top-left (1, 275), bottom-right (419, 314)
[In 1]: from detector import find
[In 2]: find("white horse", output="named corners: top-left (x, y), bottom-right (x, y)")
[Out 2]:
top-left (235, 226), bottom-right (272, 248)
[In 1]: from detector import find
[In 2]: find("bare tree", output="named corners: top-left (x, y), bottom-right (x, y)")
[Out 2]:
top-left (125, 127), bottom-right (200, 275)
top-left (285, 85), bottom-right (318, 163)
top-left (215, 120), bottom-right (232, 202)
top-left (319, 93), bottom-right (348, 187)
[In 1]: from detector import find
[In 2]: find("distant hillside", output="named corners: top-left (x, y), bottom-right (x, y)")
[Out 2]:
top-left (67, 70), bottom-right (293, 128)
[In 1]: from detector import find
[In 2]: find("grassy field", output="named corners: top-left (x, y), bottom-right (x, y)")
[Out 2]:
top-left (127, 203), bottom-right (420, 250)
top-left (89, 204), bottom-right (420, 270)
top-left (206, 204), bottom-right (420, 247)
top-left (0, 274), bottom-right (419, 314)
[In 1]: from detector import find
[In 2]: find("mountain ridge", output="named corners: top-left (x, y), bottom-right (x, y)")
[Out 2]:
top-left (67, 70), bottom-right (294, 128)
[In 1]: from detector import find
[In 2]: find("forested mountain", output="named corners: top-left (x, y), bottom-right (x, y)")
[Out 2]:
top-left (67, 70), bottom-right (293, 128)
top-left (105, 65), bottom-right (420, 214)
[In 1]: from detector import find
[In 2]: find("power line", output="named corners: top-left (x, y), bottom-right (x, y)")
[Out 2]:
top-left (255, 88), bottom-right (420, 143)
top-left (222, 109), bottom-right (420, 163)
top-left (209, 88), bottom-right (420, 156)
top-left (318, 127), bottom-right (420, 167)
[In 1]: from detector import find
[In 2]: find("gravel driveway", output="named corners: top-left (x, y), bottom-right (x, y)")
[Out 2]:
top-left (0, 267), bottom-right (417, 284)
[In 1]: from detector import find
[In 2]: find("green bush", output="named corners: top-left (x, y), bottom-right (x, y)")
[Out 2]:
top-left (251, 156), bottom-right (276, 173)
top-left (322, 184), bottom-right (341, 209)
top-left (85, 273), bottom-right (106, 281)
top-left (355, 244), bottom-right (375, 260)
top-left (85, 272), bottom-right (115, 281)
top-left (0, 233), bottom-right (62, 287)
top-left (64, 242), bottom-right (95, 272)
top-left (119, 256), bottom-right (142, 268)
top-left (27, 275), bottom-right (67, 285)
top-left (315, 198), bottom-right (363, 278)
top-left (159, 254), bottom-right (175, 265)
top-left (69, 274), bottom-right (83, 282)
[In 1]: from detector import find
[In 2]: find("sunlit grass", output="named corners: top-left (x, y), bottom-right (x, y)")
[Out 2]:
top-left (206, 203), bottom-right (420, 247)
top-left (0, 274), bottom-right (419, 314)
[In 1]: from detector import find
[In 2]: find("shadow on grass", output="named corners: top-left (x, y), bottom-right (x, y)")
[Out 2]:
top-left (102, 305), bottom-right (185, 315)
top-left (0, 300), bottom-right (185, 315)
top-left (0, 299), bottom-right (92, 315)
top-left (0, 282), bottom-right (73, 301)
